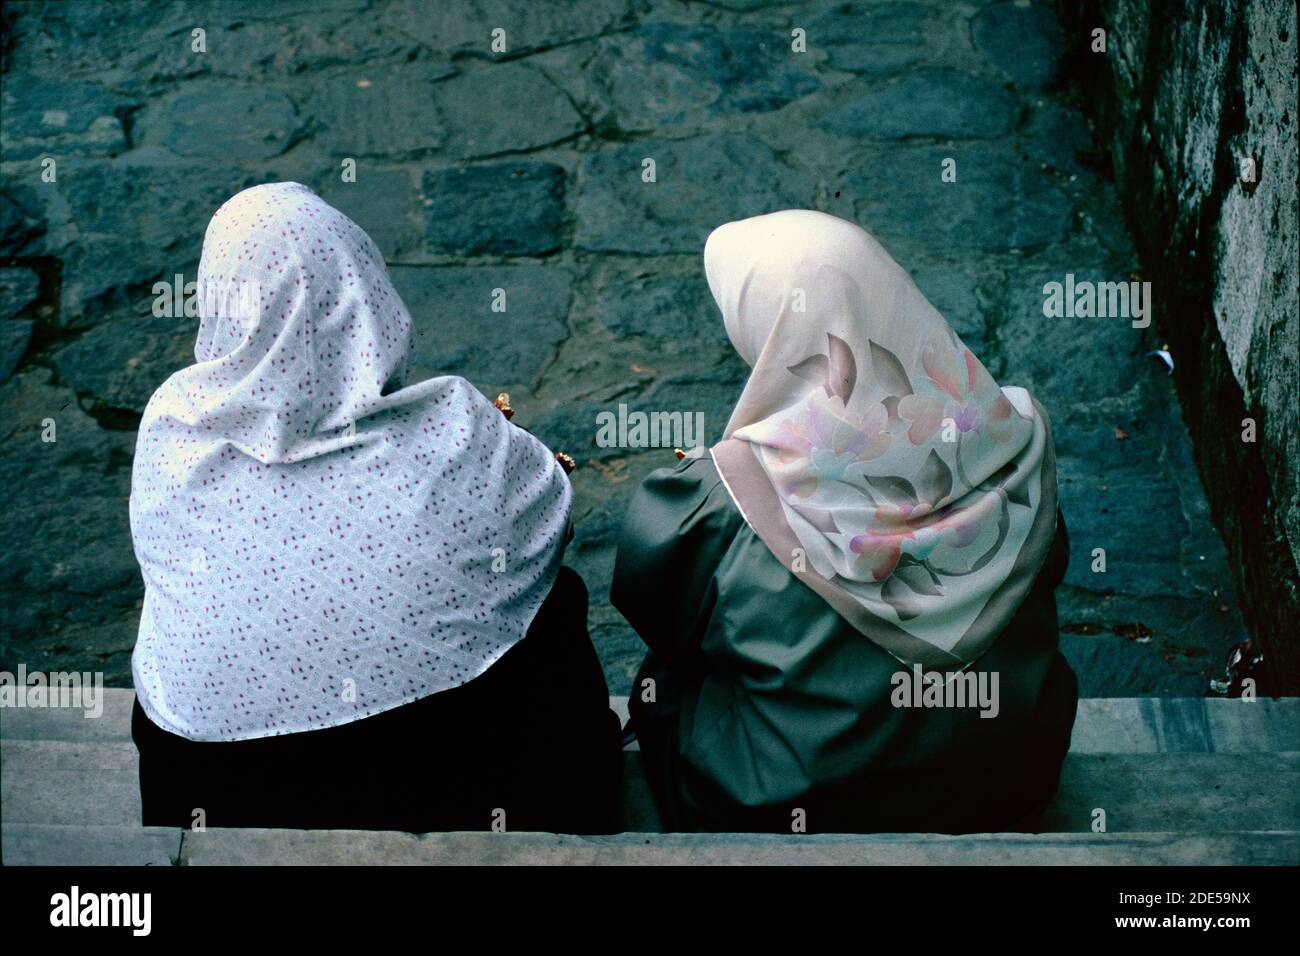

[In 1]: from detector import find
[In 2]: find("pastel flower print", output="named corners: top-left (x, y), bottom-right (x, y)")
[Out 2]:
top-left (760, 394), bottom-right (891, 499)
top-left (848, 525), bottom-right (912, 581)
top-left (897, 339), bottom-right (1018, 447)
top-left (900, 494), bottom-right (994, 562)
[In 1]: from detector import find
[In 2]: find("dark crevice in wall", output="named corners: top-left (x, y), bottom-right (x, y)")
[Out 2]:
top-left (1058, 0), bottom-right (1300, 693)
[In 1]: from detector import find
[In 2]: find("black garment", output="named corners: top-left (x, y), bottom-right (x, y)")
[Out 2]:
top-left (132, 567), bottom-right (622, 834)
top-left (615, 454), bottom-right (1078, 834)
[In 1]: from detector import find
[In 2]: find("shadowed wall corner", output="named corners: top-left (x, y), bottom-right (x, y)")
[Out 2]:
top-left (1059, 0), bottom-right (1300, 693)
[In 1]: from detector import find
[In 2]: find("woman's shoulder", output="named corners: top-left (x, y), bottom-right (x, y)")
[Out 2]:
top-left (642, 449), bottom-right (720, 489)
top-left (633, 451), bottom-right (743, 529)
top-left (613, 451), bottom-right (746, 590)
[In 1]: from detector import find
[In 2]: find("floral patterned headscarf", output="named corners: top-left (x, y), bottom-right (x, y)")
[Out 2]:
top-left (707, 210), bottom-right (1058, 667)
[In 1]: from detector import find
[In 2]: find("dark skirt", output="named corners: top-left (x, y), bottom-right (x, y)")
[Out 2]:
top-left (132, 566), bottom-right (623, 834)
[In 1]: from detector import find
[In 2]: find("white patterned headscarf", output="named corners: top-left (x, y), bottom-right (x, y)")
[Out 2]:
top-left (130, 182), bottom-right (572, 741)
top-left (708, 210), bottom-right (1058, 668)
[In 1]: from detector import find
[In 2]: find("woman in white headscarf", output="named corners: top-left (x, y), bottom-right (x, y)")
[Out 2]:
top-left (613, 210), bottom-right (1077, 833)
top-left (130, 183), bottom-right (621, 833)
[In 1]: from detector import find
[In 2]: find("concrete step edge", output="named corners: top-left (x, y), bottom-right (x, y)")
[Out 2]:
top-left (174, 828), bottom-right (1300, 866)
top-left (1, 823), bottom-right (183, 867)
top-left (5, 749), bottom-right (1296, 833)
top-left (6, 824), bottom-right (1295, 866)
top-left (5, 691), bottom-right (1299, 753)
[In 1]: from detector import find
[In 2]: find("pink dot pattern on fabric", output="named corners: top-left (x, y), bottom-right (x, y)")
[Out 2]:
top-left (130, 182), bottom-right (572, 742)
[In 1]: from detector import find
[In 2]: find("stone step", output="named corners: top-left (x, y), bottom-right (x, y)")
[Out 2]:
top-left (1040, 752), bottom-right (1298, 833)
top-left (1, 824), bottom-right (182, 867)
top-left (1068, 697), bottom-right (1300, 753)
top-left (174, 828), bottom-right (1299, 866)
top-left (4, 824), bottom-right (1292, 867)
top-left (4, 694), bottom-right (1298, 865)
top-left (4, 738), bottom-right (1296, 834)
top-left (5, 690), bottom-right (1297, 752)
top-left (0, 688), bottom-right (135, 742)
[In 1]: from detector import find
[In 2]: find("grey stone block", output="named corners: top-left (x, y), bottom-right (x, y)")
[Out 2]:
top-left (599, 271), bottom-right (725, 341)
top-left (1060, 624), bottom-right (1212, 699)
top-left (0, 267), bottom-right (40, 320)
top-left (1, 319), bottom-right (33, 378)
top-left (1204, 698), bottom-right (1300, 752)
top-left (973, 2), bottom-right (1063, 90)
top-left (302, 60), bottom-right (454, 159)
top-left (1042, 752), bottom-right (1300, 833)
top-left (575, 135), bottom-right (813, 255)
top-left (179, 829), bottom-right (1299, 866)
top-left (818, 69), bottom-right (1015, 140)
top-left (422, 162), bottom-right (566, 257)
top-left (805, 2), bottom-right (929, 77)
top-left (0, 78), bottom-right (133, 160)
top-left (134, 83), bottom-right (301, 161)
top-left (0, 768), bottom-right (139, 825)
top-left (847, 144), bottom-right (1074, 253)
top-left (378, 0), bottom-right (636, 59)
top-left (587, 22), bottom-right (819, 132)
top-left (1071, 698), bottom-right (1300, 753)
top-left (1, 824), bottom-right (181, 866)
top-left (0, 688), bottom-right (135, 741)
top-left (315, 168), bottom-right (421, 259)
top-left (0, 370), bottom-right (141, 684)
top-left (389, 264), bottom-right (573, 396)
top-left (905, 260), bottom-right (995, 354)
top-left (51, 315), bottom-right (198, 413)
top-left (17, 162), bottom-right (251, 329)
top-left (1, 739), bottom-right (138, 771)
top-left (435, 63), bottom-right (585, 159)
top-left (1000, 265), bottom-right (1148, 411)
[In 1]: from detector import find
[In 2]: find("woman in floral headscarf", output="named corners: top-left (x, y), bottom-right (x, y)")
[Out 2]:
top-left (612, 210), bottom-right (1077, 833)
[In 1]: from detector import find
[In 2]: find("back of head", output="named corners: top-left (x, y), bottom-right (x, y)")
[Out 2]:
top-left (706, 210), bottom-right (1058, 668)
top-left (188, 182), bottom-right (415, 462)
top-left (129, 184), bottom-right (574, 741)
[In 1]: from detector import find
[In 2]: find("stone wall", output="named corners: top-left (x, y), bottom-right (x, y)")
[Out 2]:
top-left (0, 0), bottom-right (1259, 696)
top-left (1058, 0), bottom-right (1299, 691)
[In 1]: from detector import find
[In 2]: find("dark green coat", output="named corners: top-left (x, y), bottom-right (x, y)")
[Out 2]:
top-left (612, 453), bottom-right (1077, 833)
